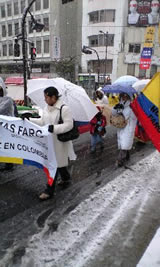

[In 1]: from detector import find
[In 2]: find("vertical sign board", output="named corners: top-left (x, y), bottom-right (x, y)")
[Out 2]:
top-left (140, 47), bottom-right (153, 69)
top-left (144, 26), bottom-right (155, 48)
top-left (140, 26), bottom-right (155, 69)
top-left (53, 36), bottom-right (60, 59)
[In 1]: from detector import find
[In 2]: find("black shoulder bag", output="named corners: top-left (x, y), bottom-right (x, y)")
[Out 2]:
top-left (57, 105), bottom-right (80, 142)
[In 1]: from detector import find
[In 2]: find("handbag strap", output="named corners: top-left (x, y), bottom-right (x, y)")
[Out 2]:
top-left (59, 104), bottom-right (65, 123)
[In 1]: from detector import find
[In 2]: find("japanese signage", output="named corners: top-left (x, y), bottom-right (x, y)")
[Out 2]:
top-left (140, 47), bottom-right (153, 69)
top-left (144, 26), bottom-right (155, 47)
top-left (53, 36), bottom-right (60, 59)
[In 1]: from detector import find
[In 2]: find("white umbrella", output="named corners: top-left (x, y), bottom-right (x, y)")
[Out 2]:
top-left (113, 75), bottom-right (139, 86)
top-left (27, 78), bottom-right (98, 122)
top-left (132, 79), bottom-right (150, 94)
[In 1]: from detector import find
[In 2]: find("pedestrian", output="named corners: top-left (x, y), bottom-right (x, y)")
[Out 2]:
top-left (29, 86), bottom-right (76, 200)
top-left (0, 83), bottom-right (17, 170)
top-left (95, 88), bottom-right (109, 105)
top-left (90, 107), bottom-right (107, 153)
top-left (112, 92), bottom-right (137, 167)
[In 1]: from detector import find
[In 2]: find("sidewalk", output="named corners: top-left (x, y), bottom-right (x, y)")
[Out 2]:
top-left (137, 228), bottom-right (160, 267)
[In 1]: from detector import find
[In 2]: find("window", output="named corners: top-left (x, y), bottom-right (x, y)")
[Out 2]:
top-left (106, 34), bottom-right (114, 46)
top-left (2, 25), bottom-right (6, 37)
top-left (150, 65), bottom-right (157, 78)
top-left (129, 44), bottom-right (141, 53)
top-left (89, 11), bottom-right (98, 23)
top-left (89, 34), bottom-right (114, 47)
top-left (36, 40), bottom-right (41, 54)
top-left (127, 64), bottom-right (135, 76)
top-left (43, 0), bottom-right (49, 9)
top-left (88, 60), bottom-right (112, 74)
top-left (21, 0), bottom-right (25, 13)
top-left (62, 0), bottom-right (74, 4)
top-left (7, 3), bottom-right (12, 16)
top-left (88, 35), bottom-right (98, 47)
top-left (8, 24), bottom-right (12, 36)
top-left (43, 17), bottom-right (49, 31)
top-left (28, 20), bottom-right (33, 33)
top-left (14, 2), bottom-right (19, 15)
top-left (100, 10), bottom-right (115, 22)
top-left (1, 5), bottom-right (6, 18)
top-left (139, 68), bottom-right (146, 78)
top-left (9, 43), bottom-right (13, 56)
top-left (2, 44), bottom-right (7, 57)
top-left (15, 22), bottom-right (19, 35)
top-left (44, 39), bottom-right (49, 53)
top-left (28, 0), bottom-right (33, 11)
top-left (35, 0), bottom-right (41, 11)
top-left (89, 9), bottom-right (115, 23)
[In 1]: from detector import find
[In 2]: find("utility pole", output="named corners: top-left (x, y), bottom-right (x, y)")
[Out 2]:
top-left (21, 0), bottom-right (44, 106)
top-left (99, 31), bottom-right (108, 85)
top-left (22, 0), bottom-right (36, 106)
top-left (82, 45), bottom-right (100, 88)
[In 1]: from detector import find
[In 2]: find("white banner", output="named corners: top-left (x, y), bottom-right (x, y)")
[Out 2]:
top-left (0, 115), bottom-right (57, 182)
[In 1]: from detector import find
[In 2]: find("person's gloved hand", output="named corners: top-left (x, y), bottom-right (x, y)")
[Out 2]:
top-left (97, 126), bottom-right (103, 132)
top-left (21, 112), bottom-right (32, 120)
top-left (48, 125), bottom-right (54, 133)
top-left (97, 121), bottom-right (101, 125)
top-left (113, 103), bottom-right (124, 110)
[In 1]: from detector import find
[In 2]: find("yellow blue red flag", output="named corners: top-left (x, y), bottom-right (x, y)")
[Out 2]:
top-left (131, 72), bottom-right (160, 151)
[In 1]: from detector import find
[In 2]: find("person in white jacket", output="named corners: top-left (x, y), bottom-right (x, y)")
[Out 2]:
top-left (30, 86), bottom-right (76, 200)
top-left (95, 88), bottom-right (109, 105)
top-left (112, 92), bottom-right (137, 167)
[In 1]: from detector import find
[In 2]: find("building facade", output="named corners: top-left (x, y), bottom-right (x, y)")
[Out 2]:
top-left (0, 0), bottom-right (159, 85)
top-left (117, 0), bottom-right (160, 79)
top-left (81, 0), bottom-right (127, 86)
top-left (0, 0), bottom-right (55, 79)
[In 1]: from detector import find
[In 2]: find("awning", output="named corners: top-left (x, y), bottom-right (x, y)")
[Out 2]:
top-left (5, 77), bottom-right (24, 85)
top-left (5, 76), bottom-right (49, 85)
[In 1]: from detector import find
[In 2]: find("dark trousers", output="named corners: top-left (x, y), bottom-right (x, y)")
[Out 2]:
top-left (117, 150), bottom-right (130, 166)
top-left (46, 167), bottom-right (71, 195)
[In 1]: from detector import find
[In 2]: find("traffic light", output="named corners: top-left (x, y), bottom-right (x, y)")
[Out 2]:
top-left (31, 46), bottom-right (36, 60)
top-left (14, 39), bottom-right (20, 57)
top-left (82, 46), bottom-right (92, 54)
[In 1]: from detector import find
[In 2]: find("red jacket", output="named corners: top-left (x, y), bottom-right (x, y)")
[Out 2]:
top-left (90, 112), bottom-right (107, 135)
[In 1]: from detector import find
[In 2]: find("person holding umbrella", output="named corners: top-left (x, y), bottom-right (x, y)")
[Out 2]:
top-left (112, 92), bottom-right (137, 167)
top-left (28, 86), bottom-right (76, 200)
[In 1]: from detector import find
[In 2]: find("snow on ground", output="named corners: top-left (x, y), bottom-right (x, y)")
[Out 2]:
top-left (8, 150), bottom-right (160, 267)
top-left (137, 228), bottom-right (160, 267)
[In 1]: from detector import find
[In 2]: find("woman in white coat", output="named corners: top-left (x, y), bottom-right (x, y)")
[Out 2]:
top-left (30, 86), bottom-right (76, 200)
top-left (112, 93), bottom-right (137, 167)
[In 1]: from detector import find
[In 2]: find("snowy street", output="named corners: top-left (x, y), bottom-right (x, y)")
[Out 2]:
top-left (0, 128), bottom-right (159, 267)
top-left (21, 150), bottom-right (160, 267)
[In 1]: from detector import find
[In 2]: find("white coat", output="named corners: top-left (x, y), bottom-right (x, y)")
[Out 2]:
top-left (30, 98), bottom-right (76, 167)
top-left (112, 100), bottom-right (137, 150)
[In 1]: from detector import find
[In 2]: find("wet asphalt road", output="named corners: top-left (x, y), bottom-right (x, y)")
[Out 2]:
top-left (0, 127), bottom-right (155, 267)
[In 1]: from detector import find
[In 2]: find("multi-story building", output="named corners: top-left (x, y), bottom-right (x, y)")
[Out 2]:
top-left (80, 0), bottom-right (127, 86)
top-left (0, 0), bottom-right (59, 79)
top-left (0, 0), bottom-right (128, 86)
top-left (117, 0), bottom-right (160, 79)
top-left (0, 0), bottom-right (159, 87)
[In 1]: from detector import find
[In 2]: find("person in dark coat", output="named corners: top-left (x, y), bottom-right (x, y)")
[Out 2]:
top-left (90, 107), bottom-right (107, 153)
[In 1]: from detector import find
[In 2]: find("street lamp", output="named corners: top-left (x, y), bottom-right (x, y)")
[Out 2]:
top-left (21, 0), bottom-right (44, 106)
top-left (99, 30), bottom-right (108, 84)
top-left (82, 45), bottom-right (100, 87)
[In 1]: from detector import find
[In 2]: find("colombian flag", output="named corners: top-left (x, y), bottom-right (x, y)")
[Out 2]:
top-left (131, 72), bottom-right (160, 151)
